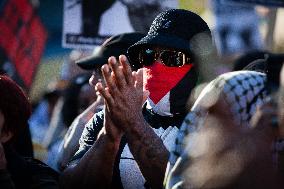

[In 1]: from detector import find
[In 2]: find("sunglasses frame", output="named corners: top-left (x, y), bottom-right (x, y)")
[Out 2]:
top-left (138, 47), bottom-right (191, 67)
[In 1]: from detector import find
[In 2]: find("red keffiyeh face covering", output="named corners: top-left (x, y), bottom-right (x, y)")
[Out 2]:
top-left (143, 61), bottom-right (194, 115)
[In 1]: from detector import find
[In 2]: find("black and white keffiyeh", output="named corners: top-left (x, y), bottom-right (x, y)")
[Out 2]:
top-left (166, 71), bottom-right (268, 188)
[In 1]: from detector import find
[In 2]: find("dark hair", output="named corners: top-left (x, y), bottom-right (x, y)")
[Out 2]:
top-left (233, 50), bottom-right (269, 71)
top-left (0, 75), bottom-right (31, 137)
top-left (243, 53), bottom-right (284, 95)
top-left (265, 53), bottom-right (284, 94)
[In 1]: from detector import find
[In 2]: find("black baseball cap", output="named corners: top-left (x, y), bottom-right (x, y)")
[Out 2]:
top-left (76, 32), bottom-right (145, 70)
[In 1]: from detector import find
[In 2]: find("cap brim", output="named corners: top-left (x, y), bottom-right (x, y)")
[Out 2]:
top-left (127, 33), bottom-right (191, 64)
top-left (76, 55), bottom-right (107, 70)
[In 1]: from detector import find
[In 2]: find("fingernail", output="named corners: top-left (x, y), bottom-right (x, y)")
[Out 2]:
top-left (119, 55), bottom-right (126, 61)
top-left (95, 82), bottom-right (102, 89)
top-left (102, 64), bottom-right (109, 72)
top-left (109, 56), bottom-right (116, 64)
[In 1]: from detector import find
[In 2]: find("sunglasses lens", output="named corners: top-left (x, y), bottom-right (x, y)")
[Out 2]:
top-left (139, 48), bottom-right (189, 67)
top-left (160, 51), bottom-right (174, 67)
top-left (139, 49), bottom-right (156, 66)
top-left (160, 51), bottom-right (186, 67)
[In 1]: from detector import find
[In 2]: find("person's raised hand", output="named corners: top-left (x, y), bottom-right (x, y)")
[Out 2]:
top-left (95, 55), bottom-right (145, 131)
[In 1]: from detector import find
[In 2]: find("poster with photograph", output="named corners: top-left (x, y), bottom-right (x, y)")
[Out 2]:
top-left (63, 0), bottom-right (178, 49)
top-left (212, 0), bottom-right (263, 55)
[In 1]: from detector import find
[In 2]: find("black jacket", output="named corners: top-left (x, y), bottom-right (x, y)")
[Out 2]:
top-left (0, 145), bottom-right (59, 189)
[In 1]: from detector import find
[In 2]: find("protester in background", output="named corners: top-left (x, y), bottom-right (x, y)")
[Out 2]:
top-left (0, 75), bottom-right (59, 188)
top-left (29, 80), bottom-right (66, 161)
top-left (165, 89), bottom-right (284, 189)
top-left (29, 80), bottom-right (64, 146)
top-left (43, 73), bottom-right (96, 171)
top-left (61, 9), bottom-right (213, 189)
top-left (30, 49), bottom-right (91, 165)
top-left (56, 32), bottom-right (145, 171)
top-left (165, 53), bottom-right (284, 188)
top-left (0, 68), bottom-right (34, 159)
top-left (61, 74), bottom-right (96, 127)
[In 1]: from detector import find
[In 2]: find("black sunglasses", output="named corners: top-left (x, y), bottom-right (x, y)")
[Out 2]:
top-left (138, 48), bottom-right (191, 67)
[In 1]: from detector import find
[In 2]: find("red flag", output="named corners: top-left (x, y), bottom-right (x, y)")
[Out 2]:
top-left (0, 0), bottom-right (47, 88)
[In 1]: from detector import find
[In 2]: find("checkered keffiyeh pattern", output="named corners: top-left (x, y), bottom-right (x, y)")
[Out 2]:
top-left (167, 71), bottom-right (267, 179)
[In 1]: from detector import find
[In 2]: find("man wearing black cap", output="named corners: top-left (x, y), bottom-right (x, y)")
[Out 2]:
top-left (57, 32), bottom-right (144, 170)
top-left (61, 9), bottom-right (213, 189)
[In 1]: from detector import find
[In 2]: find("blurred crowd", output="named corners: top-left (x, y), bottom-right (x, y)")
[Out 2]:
top-left (1, 1), bottom-right (284, 189)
